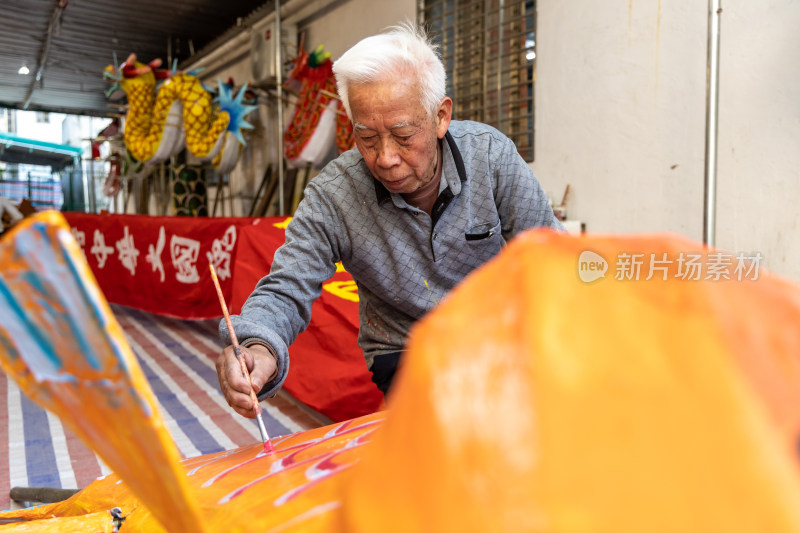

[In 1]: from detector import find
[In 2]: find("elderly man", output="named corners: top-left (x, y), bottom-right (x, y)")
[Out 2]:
top-left (217, 23), bottom-right (562, 417)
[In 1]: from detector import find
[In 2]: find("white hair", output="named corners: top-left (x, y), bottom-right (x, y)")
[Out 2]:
top-left (332, 22), bottom-right (446, 120)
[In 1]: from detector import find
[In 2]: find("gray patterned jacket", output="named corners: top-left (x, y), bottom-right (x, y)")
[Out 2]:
top-left (221, 120), bottom-right (562, 398)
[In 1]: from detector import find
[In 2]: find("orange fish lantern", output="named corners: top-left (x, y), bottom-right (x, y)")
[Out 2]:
top-left (1, 214), bottom-right (800, 532)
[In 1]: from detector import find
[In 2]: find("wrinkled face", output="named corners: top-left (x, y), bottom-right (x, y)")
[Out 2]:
top-left (349, 77), bottom-right (451, 195)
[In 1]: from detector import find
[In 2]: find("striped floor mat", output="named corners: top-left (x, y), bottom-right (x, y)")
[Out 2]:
top-left (0, 304), bottom-right (329, 511)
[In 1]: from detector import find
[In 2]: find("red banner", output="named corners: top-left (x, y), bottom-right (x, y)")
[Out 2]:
top-left (64, 213), bottom-right (253, 319)
top-left (63, 213), bottom-right (382, 421)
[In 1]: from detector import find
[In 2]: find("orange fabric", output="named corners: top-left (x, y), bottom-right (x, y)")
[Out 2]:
top-left (345, 230), bottom-right (800, 532)
top-left (2, 217), bottom-right (800, 532)
top-left (0, 413), bottom-right (385, 532)
top-left (0, 213), bottom-right (207, 532)
top-left (0, 511), bottom-right (116, 531)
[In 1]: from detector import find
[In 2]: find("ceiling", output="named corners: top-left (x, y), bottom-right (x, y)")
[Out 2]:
top-left (0, 0), bottom-right (275, 118)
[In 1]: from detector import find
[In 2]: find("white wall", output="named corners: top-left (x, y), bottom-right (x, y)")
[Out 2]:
top-left (533, 0), bottom-right (800, 280)
top-left (715, 0), bottom-right (800, 281)
top-left (300, 0), bottom-right (416, 59)
top-left (17, 111), bottom-right (66, 144)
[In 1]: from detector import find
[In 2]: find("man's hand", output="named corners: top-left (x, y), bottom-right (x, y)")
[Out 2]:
top-left (216, 344), bottom-right (277, 419)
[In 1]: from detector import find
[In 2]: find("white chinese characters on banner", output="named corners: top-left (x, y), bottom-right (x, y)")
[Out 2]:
top-left (79, 223), bottom-right (240, 285)
top-left (71, 227), bottom-right (86, 256)
top-left (146, 226), bottom-right (167, 283)
top-left (206, 225), bottom-right (237, 281)
top-left (170, 235), bottom-right (201, 284)
top-left (116, 226), bottom-right (140, 276)
top-left (90, 229), bottom-right (114, 268)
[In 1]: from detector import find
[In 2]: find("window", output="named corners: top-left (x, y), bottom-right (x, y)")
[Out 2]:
top-left (35, 112), bottom-right (51, 123)
top-left (420, 0), bottom-right (536, 161)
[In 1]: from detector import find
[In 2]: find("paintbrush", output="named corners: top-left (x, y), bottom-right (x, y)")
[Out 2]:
top-left (209, 264), bottom-right (274, 453)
